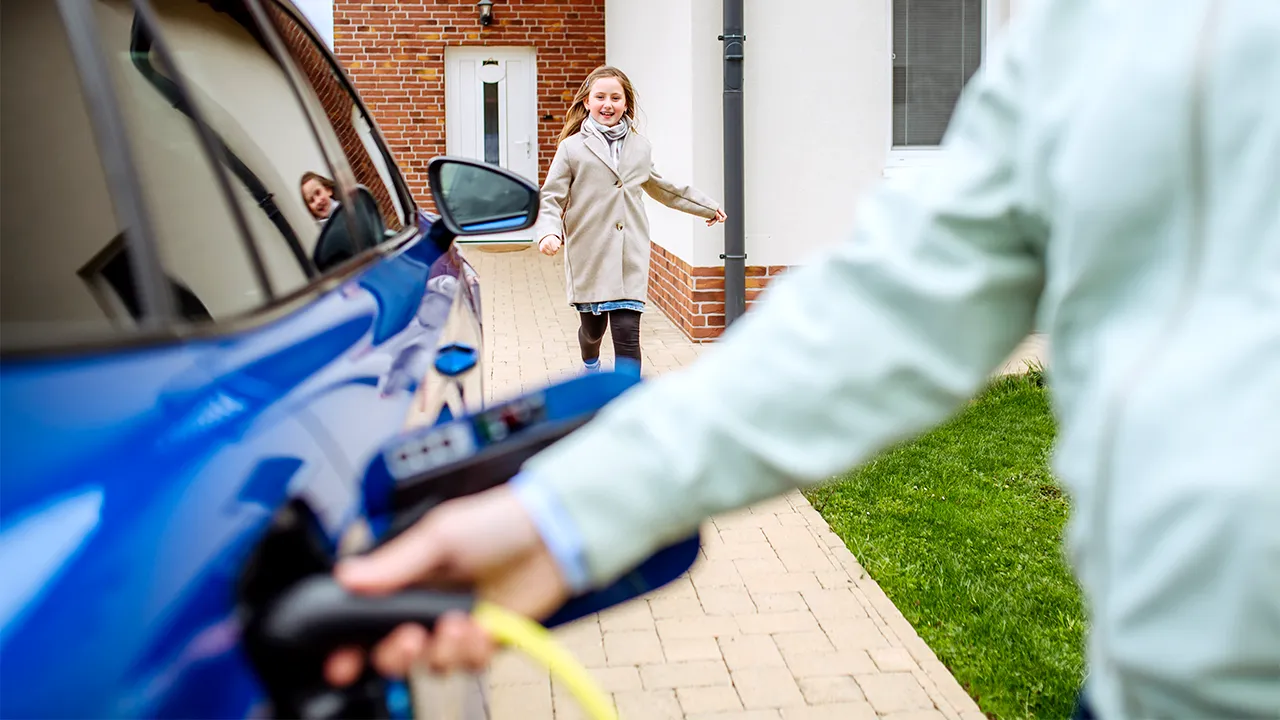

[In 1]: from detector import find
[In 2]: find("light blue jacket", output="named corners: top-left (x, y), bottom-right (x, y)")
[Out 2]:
top-left (519, 1), bottom-right (1280, 716)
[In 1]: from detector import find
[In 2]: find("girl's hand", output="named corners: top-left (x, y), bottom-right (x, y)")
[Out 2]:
top-left (707, 209), bottom-right (727, 227)
top-left (538, 235), bottom-right (562, 256)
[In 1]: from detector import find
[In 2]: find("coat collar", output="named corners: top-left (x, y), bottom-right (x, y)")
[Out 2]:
top-left (581, 129), bottom-right (621, 179)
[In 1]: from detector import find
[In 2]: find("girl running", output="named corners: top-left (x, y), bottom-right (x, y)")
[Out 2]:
top-left (536, 66), bottom-right (726, 374)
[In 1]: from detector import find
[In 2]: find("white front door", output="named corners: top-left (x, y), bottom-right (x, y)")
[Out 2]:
top-left (445, 47), bottom-right (538, 243)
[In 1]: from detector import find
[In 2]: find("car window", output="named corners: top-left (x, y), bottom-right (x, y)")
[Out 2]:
top-left (258, 1), bottom-right (412, 234)
top-left (0, 0), bottom-right (143, 346)
top-left (93, 0), bottom-right (392, 314)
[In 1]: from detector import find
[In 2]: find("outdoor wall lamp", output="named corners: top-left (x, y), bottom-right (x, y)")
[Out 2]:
top-left (477, 0), bottom-right (494, 26)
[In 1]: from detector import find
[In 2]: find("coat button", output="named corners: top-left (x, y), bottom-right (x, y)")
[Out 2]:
top-left (615, 221), bottom-right (624, 231)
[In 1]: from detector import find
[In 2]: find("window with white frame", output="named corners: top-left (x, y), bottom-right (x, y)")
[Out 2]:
top-left (892, 0), bottom-right (985, 149)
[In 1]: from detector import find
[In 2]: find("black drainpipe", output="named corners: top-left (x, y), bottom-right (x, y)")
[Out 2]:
top-left (720, 0), bottom-right (747, 326)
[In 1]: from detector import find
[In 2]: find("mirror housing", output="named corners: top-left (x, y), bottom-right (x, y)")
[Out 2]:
top-left (427, 157), bottom-right (539, 238)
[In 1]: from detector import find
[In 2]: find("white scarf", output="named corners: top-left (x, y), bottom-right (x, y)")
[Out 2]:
top-left (584, 116), bottom-right (630, 169)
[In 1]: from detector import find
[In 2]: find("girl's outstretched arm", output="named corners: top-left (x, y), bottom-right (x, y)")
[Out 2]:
top-left (641, 165), bottom-right (721, 220)
top-left (535, 144), bottom-right (574, 243)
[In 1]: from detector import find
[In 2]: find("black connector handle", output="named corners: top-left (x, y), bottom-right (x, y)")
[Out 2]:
top-left (259, 576), bottom-right (475, 653)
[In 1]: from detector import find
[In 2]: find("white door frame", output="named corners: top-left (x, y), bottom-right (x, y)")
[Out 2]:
top-left (445, 46), bottom-right (539, 244)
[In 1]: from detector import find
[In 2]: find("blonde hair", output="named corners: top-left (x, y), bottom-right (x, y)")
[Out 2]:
top-left (558, 66), bottom-right (639, 144)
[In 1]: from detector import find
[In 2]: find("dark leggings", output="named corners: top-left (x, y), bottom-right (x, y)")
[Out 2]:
top-left (578, 309), bottom-right (641, 369)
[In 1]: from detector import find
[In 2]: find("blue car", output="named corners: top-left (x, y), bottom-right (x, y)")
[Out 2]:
top-left (0, 0), bottom-right (550, 716)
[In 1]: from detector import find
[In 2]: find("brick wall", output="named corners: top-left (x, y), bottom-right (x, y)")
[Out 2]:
top-left (332, 0), bottom-right (606, 201)
top-left (648, 243), bottom-right (787, 341)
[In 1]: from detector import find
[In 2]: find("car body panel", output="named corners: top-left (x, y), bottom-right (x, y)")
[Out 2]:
top-left (0, 210), bottom-right (485, 717)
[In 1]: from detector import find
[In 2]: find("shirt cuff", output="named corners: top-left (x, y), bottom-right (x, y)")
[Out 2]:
top-left (509, 471), bottom-right (592, 594)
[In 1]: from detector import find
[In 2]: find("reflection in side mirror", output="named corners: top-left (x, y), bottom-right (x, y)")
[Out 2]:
top-left (427, 158), bottom-right (539, 237)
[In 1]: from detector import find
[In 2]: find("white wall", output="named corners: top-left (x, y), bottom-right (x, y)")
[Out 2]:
top-left (606, 0), bottom-right (699, 264)
top-left (608, 0), bottom-right (1020, 270)
top-left (607, 0), bottom-right (889, 269)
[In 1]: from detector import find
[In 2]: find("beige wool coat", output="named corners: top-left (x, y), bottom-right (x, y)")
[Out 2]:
top-left (536, 127), bottom-right (721, 306)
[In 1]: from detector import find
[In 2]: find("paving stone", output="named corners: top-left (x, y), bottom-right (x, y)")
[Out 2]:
top-left (687, 711), bottom-right (782, 720)
top-left (780, 703), bottom-right (878, 720)
top-left (797, 675), bottom-right (867, 705)
top-left (698, 587), bottom-right (757, 616)
top-left (677, 686), bottom-right (745, 715)
top-left (780, 650), bottom-right (877, 678)
top-left (855, 672), bottom-right (935, 714)
top-left (488, 682), bottom-right (553, 719)
top-left (883, 711), bottom-right (948, 720)
top-left (738, 611), bottom-right (822, 635)
top-left (870, 647), bottom-right (918, 672)
top-left (613, 689), bottom-right (683, 720)
top-left (814, 571), bottom-right (857, 590)
top-left (750, 591), bottom-right (808, 613)
top-left (640, 660), bottom-right (732, 690)
top-left (771, 631), bottom-right (836, 656)
top-left (917, 659), bottom-right (984, 713)
top-left (599, 600), bottom-right (654, 632)
top-left (489, 649), bottom-right (550, 686)
top-left (746, 498), bottom-right (794, 517)
top-left (821, 618), bottom-right (892, 651)
top-left (762, 526), bottom-right (818, 547)
top-left (657, 616), bottom-right (739, 641)
top-left (718, 634), bottom-right (787, 671)
top-left (734, 556), bottom-right (790, 577)
top-left (651, 596), bottom-right (707, 620)
top-left (585, 666), bottom-right (643, 693)
top-left (603, 629), bottom-right (664, 666)
top-left (775, 545), bottom-right (838, 573)
top-left (740, 572), bottom-right (822, 594)
top-left (777, 512), bottom-right (811, 527)
top-left (801, 588), bottom-right (869, 621)
top-left (690, 559), bottom-right (746, 589)
top-left (731, 667), bottom-right (806, 710)
top-left (651, 575), bottom-right (699, 600)
top-left (660, 636), bottom-right (725, 662)
top-left (719, 528), bottom-right (769, 545)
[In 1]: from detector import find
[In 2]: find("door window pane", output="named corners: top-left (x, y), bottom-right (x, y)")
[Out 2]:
top-left (260, 1), bottom-right (410, 234)
top-left (91, 0), bottom-right (288, 321)
top-left (1, 0), bottom-right (137, 345)
top-left (483, 69), bottom-right (501, 166)
top-left (892, 0), bottom-right (984, 148)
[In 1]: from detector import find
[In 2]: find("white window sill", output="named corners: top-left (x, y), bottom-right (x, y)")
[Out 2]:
top-left (883, 148), bottom-right (948, 183)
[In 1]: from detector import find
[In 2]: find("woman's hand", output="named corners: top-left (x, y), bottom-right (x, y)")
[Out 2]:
top-left (324, 486), bottom-right (572, 683)
top-left (707, 209), bottom-right (727, 227)
top-left (538, 235), bottom-right (563, 256)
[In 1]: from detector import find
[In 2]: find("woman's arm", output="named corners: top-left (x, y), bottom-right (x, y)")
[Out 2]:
top-left (535, 144), bottom-right (574, 243)
top-left (641, 166), bottom-right (720, 219)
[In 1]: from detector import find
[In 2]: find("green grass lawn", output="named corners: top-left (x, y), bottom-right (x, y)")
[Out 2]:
top-left (804, 371), bottom-right (1086, 719)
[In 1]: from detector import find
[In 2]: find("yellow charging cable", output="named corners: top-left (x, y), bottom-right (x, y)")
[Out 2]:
top-left (472, 601), bottom-right (618, 720)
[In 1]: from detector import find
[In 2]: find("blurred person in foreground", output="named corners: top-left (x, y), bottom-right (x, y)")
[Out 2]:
top-left (326, 1), bottom-right (1280, 717)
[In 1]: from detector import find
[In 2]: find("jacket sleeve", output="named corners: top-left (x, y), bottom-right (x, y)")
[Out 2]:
top-left (641, 165), bottom-right (720, 219)
top-left (521, 17), bottom-right (1047, 588)
top-left (535, 143), bottom-right (573, 241)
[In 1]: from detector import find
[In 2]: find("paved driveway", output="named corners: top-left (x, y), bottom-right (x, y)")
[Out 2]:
top-left (460, 245), bottom-right (1043, 719)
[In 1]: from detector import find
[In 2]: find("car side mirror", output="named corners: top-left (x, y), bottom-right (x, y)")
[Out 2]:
top-left (427, 158), bottom-right (539, 237)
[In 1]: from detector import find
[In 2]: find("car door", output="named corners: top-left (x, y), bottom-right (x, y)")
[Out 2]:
top-left (0, 1), bottom-right (469, 717)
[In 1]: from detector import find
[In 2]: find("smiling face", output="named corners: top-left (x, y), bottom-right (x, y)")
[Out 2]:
top-left (585, 77), bottom-right (627, 127)
top-left (302, 178), bottom-right (334, 219)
